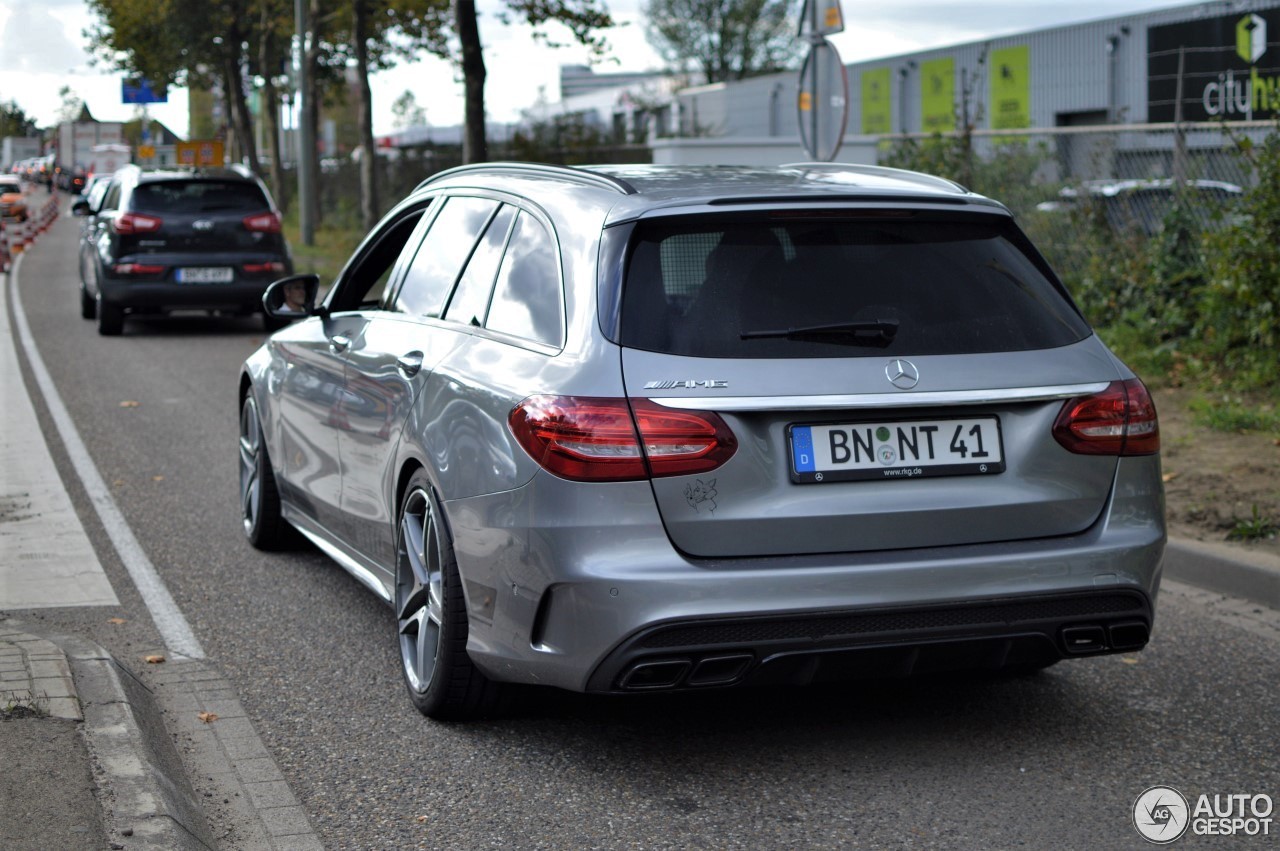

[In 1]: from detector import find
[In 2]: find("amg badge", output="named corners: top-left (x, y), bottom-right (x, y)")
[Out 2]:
top-left (643, 379), bottom-right (729, 390)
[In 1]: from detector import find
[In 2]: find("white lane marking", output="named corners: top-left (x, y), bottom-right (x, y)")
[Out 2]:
top-left (8, 251), bottom-right (205, 658)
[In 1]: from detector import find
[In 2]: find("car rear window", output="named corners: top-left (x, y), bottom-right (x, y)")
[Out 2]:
top-left (619, 214), bottom-right (1091, 358)
top-left (132, 180), bottom-right (269, 214)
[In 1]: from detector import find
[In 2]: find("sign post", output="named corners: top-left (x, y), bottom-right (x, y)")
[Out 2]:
top-left (796, 0), bottom-right (849, 161)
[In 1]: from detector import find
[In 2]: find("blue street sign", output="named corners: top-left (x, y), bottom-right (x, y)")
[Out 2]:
top-left (122, 79), bottom-right (168, 104)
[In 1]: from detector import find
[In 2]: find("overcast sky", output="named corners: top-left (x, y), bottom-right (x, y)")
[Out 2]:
top-left (1, 0), bottom-right (1189, 138)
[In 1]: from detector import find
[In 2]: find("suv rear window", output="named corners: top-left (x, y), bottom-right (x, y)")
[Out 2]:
top-left (133, 180), bottom-right (269, 214)
top-left (620, 215), bottom-right (1091, 358)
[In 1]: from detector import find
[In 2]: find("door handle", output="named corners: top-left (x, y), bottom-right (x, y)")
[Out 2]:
top-left (397, 351), bottom-right (424, 378)
top-left (329, 335), bottom-right (351, 354)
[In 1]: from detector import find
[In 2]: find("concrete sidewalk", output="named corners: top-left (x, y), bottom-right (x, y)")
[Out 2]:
top-left (3, 199), bottom-right (321, 850)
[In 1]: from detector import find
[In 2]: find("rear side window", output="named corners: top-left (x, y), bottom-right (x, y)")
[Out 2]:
top-left (485, 212), bottom-right (564, 347)
top-left (132, 180), bottom-right (268, 213)
top-left (620, 215), bottom-right (1090, 358)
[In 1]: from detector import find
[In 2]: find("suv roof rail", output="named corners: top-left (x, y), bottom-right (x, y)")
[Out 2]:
top-left (417, 162), bottom-right (637, 196)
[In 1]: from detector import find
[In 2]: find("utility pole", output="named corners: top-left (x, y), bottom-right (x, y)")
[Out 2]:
top-left (295, 0), bottom-right (316, 245)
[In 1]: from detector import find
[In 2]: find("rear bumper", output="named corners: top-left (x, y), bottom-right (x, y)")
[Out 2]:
top-left (97, 277), bottom-right (280, 312)
top-left (586, 589), bottom-right (1152, 692)
top-left (450, 455), bottom-right (1166, 693)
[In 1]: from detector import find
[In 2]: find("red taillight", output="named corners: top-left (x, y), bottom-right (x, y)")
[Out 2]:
top-left (1053, 378), bottom-right (1159, 456)
top-left (243, 261), bottom-right (287, 274)
top-left (112, 263), bottom-right (165, 276)
top-left (112, 213), bottom-right (163, 234)
top-left (508, 396), bottom-right (737, 482)
top-left (242, 212), bottom-right (282, 233)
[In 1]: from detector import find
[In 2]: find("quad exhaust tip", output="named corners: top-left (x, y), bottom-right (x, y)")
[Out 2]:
top-left (1061, 621), bottom-right (1150, 655)
top-left (619, 654), bottom-right (754, 691)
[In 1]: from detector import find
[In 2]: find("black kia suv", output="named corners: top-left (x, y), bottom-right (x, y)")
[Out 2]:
top-left (73, 164), bottom-right (293, 335)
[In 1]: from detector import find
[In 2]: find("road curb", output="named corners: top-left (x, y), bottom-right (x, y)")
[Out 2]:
top-left (1165, 537), bottom-right (1280, 611)
top-left (53, 634), bottom-right (217, 850)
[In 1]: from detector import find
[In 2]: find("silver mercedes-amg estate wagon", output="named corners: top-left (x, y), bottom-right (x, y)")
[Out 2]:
top-left (239, 163), bottom-right (1165, 720)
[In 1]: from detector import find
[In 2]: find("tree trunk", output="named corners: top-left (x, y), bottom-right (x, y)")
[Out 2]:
top-left (223, 46), bottom-right (260, 175)
top-left (353, 0), bottom-right (379, 230)
top-left (455, 0), bottom-right (487, 164)
top-left (306, 0), bottom-right (323, 227)
top-left (259, 5), bottom-right (287, 211)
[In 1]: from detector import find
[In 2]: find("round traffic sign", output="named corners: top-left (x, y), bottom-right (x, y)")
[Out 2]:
top-left (797, 39), bottom-right (849, 161)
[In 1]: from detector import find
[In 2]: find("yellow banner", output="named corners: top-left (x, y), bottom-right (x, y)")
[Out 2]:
top-left (921, 58), bottom-right (955, 132)
top-left (990, 45), bottom-right (1031, 129)
top-left (861, 67), bottom-right (893, 134)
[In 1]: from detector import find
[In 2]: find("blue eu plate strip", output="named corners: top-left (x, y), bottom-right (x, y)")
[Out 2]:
top-left (792, 426), bottom-right (815, 473)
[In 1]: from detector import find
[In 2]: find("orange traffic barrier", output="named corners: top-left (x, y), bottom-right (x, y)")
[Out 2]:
top-left (9, 218), bottom-right (28, 253)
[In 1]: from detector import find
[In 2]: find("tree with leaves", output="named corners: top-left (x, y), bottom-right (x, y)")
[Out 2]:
top-left (431, 0), bottom-right (615, 163)
top-left (1, 100), bottom-right (39, 138)
top-left (392, 89), bottom-right (427, 129)
top-left (643, 0), bottom-right (800, 84)
top-left (84, 0), bottom-right (261, 172)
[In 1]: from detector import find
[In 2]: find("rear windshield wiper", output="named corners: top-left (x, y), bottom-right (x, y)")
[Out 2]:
top-left (741, 320), bottom-right (899, 347)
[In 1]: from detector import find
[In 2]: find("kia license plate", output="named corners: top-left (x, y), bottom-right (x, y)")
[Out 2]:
top-left (176, 267), bottom-right (233, 283)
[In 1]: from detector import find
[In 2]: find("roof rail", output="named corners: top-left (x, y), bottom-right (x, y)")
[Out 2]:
top-left (781, 162), bottom-right (970, 195)
top-left (416, 162), bottom-right (637, 195)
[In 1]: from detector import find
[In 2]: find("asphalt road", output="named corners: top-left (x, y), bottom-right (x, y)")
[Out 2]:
top-left (10, 208), bottom-right (1280, 850)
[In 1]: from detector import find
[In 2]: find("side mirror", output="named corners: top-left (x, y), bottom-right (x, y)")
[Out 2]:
top-left (263, 273), bottom-right (323, 320)
top-left (71, 199), bottom-right (90, 216)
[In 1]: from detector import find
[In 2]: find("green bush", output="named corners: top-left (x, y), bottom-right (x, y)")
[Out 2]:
top-left (1200, 133), bottom-right (1280, 389)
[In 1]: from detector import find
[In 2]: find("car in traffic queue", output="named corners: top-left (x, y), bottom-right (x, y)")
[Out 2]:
top-left (0, 174), bottom-right (28, 222)
top-left (239, 162), bottom-right (1166, 720)
top-left (73, 164), bottom-right (292, 335)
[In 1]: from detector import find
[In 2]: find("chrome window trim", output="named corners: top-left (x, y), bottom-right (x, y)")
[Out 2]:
top-left (647, 382), bottom-right (1111, 411)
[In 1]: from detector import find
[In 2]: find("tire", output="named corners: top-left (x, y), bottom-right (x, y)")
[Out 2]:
top-left (238, 393), bottom-right (292, 549)
top-left (80, 285), bottom-right (96, 320)
top-left (96, 294), bottom-right (123, 336)
top-left (396, 472), bottom-right (505, 720)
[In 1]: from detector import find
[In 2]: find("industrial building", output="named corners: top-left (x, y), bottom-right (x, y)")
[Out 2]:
top-left (634, 0), bottom-right (1280, 169)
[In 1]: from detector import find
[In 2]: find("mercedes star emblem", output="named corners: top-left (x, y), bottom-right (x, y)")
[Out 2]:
top-left (885, 358), bottom-right (920, 390)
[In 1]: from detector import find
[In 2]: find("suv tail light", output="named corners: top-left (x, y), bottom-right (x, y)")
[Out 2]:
top-left (112, 263), bottom-right (165, 276)
top-left (1053, 379), bottom-right (1159, 456)
top-left (112, 213), bottom-right (163, 234)
top-left (243, 261), bottom-right (287, 274)
top-left (242, 212), bottom-right (282, 233)
top-left (508, 396), bottom-right (738, 482)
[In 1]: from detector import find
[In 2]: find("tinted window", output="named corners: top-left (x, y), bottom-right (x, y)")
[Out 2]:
top-left (485, 213), bottom-right (563, 347)
top-left (132, 180), bottom-right (268, 213)
top-left (620, 216), bottom-right (1090, 358)
top-left (444, 205), bottom-right (515, 326)
top-left (396, 197), bottom-right (498, 318)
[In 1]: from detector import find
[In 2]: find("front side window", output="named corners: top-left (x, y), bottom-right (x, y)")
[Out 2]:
top-left (326, 206), bottom-right (429, 312)
top-left (395, 196), bottom-right (499, 318)
top-left (620, 215), bottom-right (1090, 358)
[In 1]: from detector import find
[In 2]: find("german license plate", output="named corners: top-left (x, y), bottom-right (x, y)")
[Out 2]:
top-left (176, 267), bottom-right (233, 283)
top-left (789, 417), bottom-right (1005, 483)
